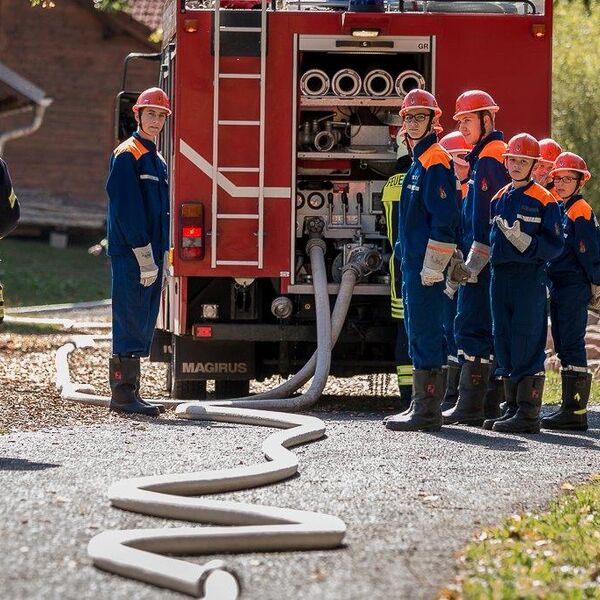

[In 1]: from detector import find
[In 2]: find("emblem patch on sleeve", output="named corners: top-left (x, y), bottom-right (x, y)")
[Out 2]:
top-left (480, 178), bottom-right (488, 192)
top-left (579, 240), bottom-right (587, 253)
top-left (439, 186), bottom-right (447, 199)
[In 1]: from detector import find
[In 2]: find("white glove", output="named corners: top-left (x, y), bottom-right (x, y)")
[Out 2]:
top-left (420, 239), bottom-right (456, 287)
top-left (447, 249), bottom-right (471, 285)
top-left (444, 278), bottom-right (459, 299)
top-left (590, 284), bottom-right (600, 311)
top-left (464, 241), bottom-right (490, 284)
top-left (496, 217), bottom-right (532, 253)
top-left (132, 243), bottom-right (159, 287)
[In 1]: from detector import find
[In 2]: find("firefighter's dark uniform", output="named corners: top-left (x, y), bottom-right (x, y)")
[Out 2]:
top-left (487, 181), bottom-right (563, 432)
top-left (381, 172), bottom-right (412, 402)
top-left (0, 157), bottom-right (20, 323)
top-left (542, 194), bottom-right (600, 430)
top-left (106, 132), bottom-right (170, 357)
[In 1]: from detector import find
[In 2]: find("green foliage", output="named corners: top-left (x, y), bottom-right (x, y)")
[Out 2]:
top-left (553, 0), bottom-right (600, 212)
top-left (0, 239), bottom-right (110, 307)
top-left (446, 477), bottom-right (600, 599)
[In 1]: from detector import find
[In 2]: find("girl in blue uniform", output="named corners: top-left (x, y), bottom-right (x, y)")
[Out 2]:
top-left (543, 152), bottom-right (600, 431)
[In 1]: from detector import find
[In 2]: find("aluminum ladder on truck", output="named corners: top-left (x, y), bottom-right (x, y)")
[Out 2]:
top-left (211, 1), bottom-right (268, 269)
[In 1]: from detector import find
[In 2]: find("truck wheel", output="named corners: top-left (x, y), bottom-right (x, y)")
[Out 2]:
top-left (214, 380), bottom-right (250, 400)
top-left (171, 378), bottom-right (207, 400)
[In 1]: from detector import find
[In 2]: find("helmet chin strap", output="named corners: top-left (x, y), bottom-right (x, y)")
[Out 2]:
top-left (474, 111), bottom-right (493, 145)
top-left (137, 109), bottom-right (154, 139)
top-left (510, 160), bottom-right (537, 183)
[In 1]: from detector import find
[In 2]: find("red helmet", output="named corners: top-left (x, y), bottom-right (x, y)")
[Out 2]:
top-left (400, 89), bottom-right (442, 118)
top-left (549, 152), bottom-right (592, 183)
top-left (538, 138), bottom-right (562, 166)
top-left (453, 90), bottom-right (499, 120)
top-left (503, 133), bottom-right (541, 161)
top-left (439, 131), bottom-right (473, 155)
top-left (133, 87), bottom-right (172, 116)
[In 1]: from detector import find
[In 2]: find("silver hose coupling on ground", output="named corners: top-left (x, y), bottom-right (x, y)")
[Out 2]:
top-left (343, 245), bottom-right (384, 279)
top-left (394, 70), bottom-right (426, 97)
top-left (364, 69), bottom-right (394, 97)
top-left (300, 69), bottom-right (330, 97)
top-left (332, 69), bottom-right (362, 97)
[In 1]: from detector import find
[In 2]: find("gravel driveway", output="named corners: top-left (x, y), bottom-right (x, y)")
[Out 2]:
top-left (1, 311), bottom-right (599, 599)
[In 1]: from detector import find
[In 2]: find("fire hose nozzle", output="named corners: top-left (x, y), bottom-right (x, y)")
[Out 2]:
top-left (343, 246), bottom-right (383, 279)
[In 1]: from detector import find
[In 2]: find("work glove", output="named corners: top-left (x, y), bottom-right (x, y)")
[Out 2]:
top-left (444, 249), bottom-right (469, 299)
top-left (420, 239), bottom-right (456, 286)
top-left (132, 243), bottom-right (159, 287)
top-left (590, 284), bottom-right (600, 311)
top-left (463, 241), bottom-right (490, 284)
top-left (496, 217), bottom-right (532, 253)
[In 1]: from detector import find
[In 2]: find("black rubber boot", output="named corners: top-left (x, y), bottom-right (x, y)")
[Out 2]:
top-left (440, 362), bottom-right (461, 413)
top-left (483, 376), bottom-right (503, 420)
top-left (385, 369), bottom-right (443, 432)
top-left (442, 360), bottom-right (490, 426)
top-left (493, 375), bottom-right (544, 434)
top-left (483, 378), bottom-right (517, 429)
top-left (133, 364), bottom-right (165, 413)
top-left (109, 356), bottom-right (160, 416)
top-left (541, 370), bottom-right (591, 431)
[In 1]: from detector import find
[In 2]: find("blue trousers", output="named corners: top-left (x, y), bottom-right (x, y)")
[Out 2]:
top-left (455, 265), bottom-right (493, 361)
top-left (490, 263), bottom-right (547, 382)
top-left (402, 265), bottom-right (445, 370)
top-left (549, 281), bottom-right (591, 369)
top-left (443, 293), bottom-right (458, 362)
top-left (111, 253), bottom-right (163, 357)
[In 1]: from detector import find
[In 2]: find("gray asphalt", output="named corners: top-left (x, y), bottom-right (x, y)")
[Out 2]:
top-left (1, 408), bottom-right (599, 600)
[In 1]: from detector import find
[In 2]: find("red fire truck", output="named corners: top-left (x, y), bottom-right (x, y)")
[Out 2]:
top-left (117, 0), bottom-right (552, 399)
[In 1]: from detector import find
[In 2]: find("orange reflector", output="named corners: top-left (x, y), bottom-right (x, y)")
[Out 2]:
top-left (182, 204), bottom-right (203, 218)
top-left (184, 19), bottom-right (199, 33)
top-left (182, 226), bottom-right (202, 238)
top-left (532, 23), bottom-right (546, 38)
top-left (194, 325), bottom-right (213, 338)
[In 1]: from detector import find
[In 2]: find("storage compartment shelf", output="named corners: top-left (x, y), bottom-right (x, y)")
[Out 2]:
top-left (300, 96), bottom-right (404, 109)
top-left (297, 146), bottom-right (396, 160)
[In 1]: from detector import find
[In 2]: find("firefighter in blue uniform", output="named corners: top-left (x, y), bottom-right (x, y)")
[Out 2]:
top-left (484, 134), bottom-right (563, 433)
top-left (385, 90), bottom-right (461, 432)
top-left (543, 152), bottom-right (600, 431)
top-left (106, 87), bottom-right (171, 416)
top-left (443, 90), bottom-right (510, 426)
top-left (439, 131), bottom-right (473, 413)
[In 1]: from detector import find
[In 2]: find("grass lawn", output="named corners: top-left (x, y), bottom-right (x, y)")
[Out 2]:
top-left (0, 239), bottom-right (110, 307)
top-left (443, 476), bottom-right (600, 600)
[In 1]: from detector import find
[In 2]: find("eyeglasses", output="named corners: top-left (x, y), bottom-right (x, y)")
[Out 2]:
top-left (403, 113), bottom-right (430, 123)
top-left (552, 175), bottom-right (580, 184)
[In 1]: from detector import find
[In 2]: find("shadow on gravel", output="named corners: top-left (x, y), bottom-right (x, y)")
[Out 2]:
top-left (0, 457), bottom-right (60, 471)
top-left (430, 427), bottom-right (529, 452)
top-left (529, 431), bottom-right (600, 450)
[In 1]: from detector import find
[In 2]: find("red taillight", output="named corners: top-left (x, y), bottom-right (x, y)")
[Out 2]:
top-left (180, 203), bottom-right (204, 260)
top-left (193, 325), bottom-right (213, 338)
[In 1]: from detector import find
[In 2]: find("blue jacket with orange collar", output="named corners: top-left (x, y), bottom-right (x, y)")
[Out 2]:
top-left (490, 181), bottom-right (563, 266)
top-left (395, 133), bottom-right (460, 267)
top-left (461, 131), bottom-right (509, 254)
top-left (106, 132), bottom-right (170, 258)
top-left (547, 194), bottom-right (600, 285)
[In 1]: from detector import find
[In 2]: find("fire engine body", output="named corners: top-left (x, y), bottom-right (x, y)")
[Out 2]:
top-left (151, 0), bottom-right (552, 399)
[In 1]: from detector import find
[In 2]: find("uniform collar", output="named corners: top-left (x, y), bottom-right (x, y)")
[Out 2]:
top-left (467, 130), bottom-right (504, 167)
top-left (412, 132), bottom-right (437, 161)
top-left (507, 179), bottom-right (535, 196)
top-left (564, 193), bottom-right (583, 212)
top-left (133, 131), bottom-right (156, 152)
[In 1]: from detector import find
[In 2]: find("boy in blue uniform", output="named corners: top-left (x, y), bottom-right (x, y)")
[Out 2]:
top-left (543, 152), bottom-right (600, 431)
top-left (106, 87), bottom-right (171, 416)
top-left (485, 134), bottom-right (564, 433)
top-left (444, 90), bottom-right (510, 426)
top-left (385, 90), bottom-right (461, 432)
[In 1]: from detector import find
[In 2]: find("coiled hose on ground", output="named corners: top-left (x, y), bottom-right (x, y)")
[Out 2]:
top-left (56, 238), bottom-right (371, 598)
